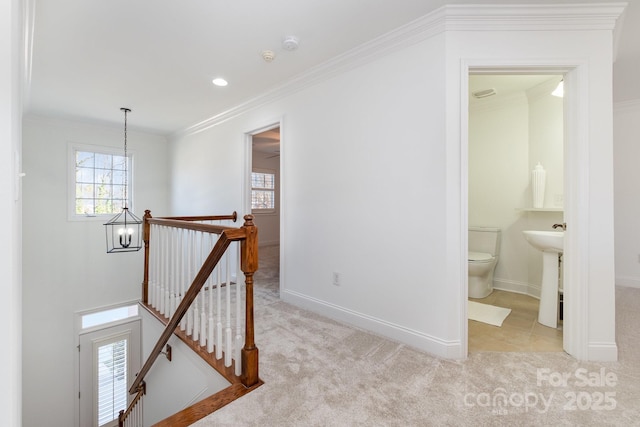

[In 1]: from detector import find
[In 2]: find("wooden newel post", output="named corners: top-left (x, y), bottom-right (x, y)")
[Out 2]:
top-left (240, 214), bottom-right (260, 387)
top-left (142, 210), bottom-right (152, 304)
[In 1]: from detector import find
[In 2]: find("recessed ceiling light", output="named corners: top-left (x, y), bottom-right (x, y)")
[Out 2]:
top-left (212, 78), bottom-right (228, 87)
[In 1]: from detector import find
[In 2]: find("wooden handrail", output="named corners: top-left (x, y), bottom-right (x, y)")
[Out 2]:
top-left (159, 212), bottom-right (238, 222)
top-left (118, 382), bottom-right (145, 427)
top-left (133, 212), bottom-right (260, 395)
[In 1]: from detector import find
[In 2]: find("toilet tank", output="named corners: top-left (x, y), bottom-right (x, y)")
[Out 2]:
top-left (469, 227), bottom-right (501, 257)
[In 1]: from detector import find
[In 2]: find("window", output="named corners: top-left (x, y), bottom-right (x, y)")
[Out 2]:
top-left (96, 336), bottom-right (128, 427)
top-left (69, 144), bottom-right (133, 219)
top-left (251, 170), bottom-right (275, 212)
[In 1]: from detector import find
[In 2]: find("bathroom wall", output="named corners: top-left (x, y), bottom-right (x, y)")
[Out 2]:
top-left (468, 91), bottom-right (530, 290)
top-left (469, 77), bottom-right (564, 297)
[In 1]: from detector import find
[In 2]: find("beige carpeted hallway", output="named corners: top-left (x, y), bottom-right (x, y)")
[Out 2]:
top-left (193, 245), bottom-right (640, 426)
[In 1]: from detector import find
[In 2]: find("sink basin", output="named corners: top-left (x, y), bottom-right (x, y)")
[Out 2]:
top-left (522, 230), bottom-right (563, 253)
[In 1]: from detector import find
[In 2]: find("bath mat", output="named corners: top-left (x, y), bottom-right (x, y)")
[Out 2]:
top-left (468, 301), bottom-right (511, 327)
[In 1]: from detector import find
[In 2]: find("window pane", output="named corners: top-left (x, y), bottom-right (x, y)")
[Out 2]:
top-left (251, 172), bottom-right (275, 189)
top-left (77, 183), bottom-right (94, 199)
top-left (76, 199), bottom-right (95, 215)
top-left (112, 155), bottom-right (127, 171)
top-left (112, 170), bottom-right (126, 186)
top-left (73, 148), bottom-right (132, 217)
top-left (94, 153), bottom-right (113, 169)
top-left (76, 151), bottom-right (94, 167)
top-left (95, 169), bottom-right (113, 185)
top-left (97, 339), bottom-right (127, 426)
top-left (82, 305), bottom-right (139, 329)
top-left (112, 185), bottom-right (126, 200)
top-left (95, 199), bottom-right (113, 214)
top-left (76, 167), bottom-right (94, 183)
top-left (263, 174), bottom-right (274, 189)
top-left (252, 190), bottom-right (275, 209)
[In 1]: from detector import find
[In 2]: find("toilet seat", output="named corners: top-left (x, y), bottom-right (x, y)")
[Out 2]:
top-left (469, 251), bottom-right (493, 262)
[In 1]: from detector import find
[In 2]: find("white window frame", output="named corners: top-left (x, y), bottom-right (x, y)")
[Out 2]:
top-left (68, 143), bottom-right (135, 222)
top-left (251, 168), bottom-right (276, 214)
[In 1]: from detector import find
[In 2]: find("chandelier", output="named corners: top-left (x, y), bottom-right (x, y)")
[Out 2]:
top-left (104, 108), bottom-right (142, 253)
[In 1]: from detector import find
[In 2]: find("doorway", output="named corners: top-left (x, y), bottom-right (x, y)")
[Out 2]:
top-left (78, 317), bottom-right (141, 427)
top-left (248, 124), bottom-right (282, 297)
top-left (467, 73), bottom-right (565, 353)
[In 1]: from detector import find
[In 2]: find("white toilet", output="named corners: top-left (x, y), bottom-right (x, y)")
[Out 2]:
top-left (468, 227), bottom-right (501, 299)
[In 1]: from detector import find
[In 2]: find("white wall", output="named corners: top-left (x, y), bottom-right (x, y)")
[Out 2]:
top-left (171, 34), bottom-right (453, 356)
top-left (469, 93), bottom-right (530, 291)
top-left (528, 81), bottom-right (564, 208)
top-left (614, 101), bottom-right (640, 288)
top-left (1, 0), bottom-right (23, 425)
top-left (252, 150), bottom-right (280, 246)
top-left (140, 307), bottom-right (230, 426)
top-left (170, 7), bottom-right (621, 361)
top-left (22, 116), bottom-right (169, 427)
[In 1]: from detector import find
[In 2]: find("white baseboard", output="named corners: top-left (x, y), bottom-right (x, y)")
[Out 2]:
top-left (281, 289), bottom-right (464, 359)
top-left (493, 278), bottom-right (540, 299)
top-left (615, 276), bottom-right (640, 289)
top-left (587, 342), bottom-right (618, 361)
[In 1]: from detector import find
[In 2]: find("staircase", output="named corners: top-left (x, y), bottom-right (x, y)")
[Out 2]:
top-left (119, 211), bottom-right (262, 427)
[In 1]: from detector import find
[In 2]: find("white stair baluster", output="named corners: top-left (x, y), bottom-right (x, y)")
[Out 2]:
top-left (207, 232), bottom-right (215, 353)
top-left (163, 226), bottom-right (170, 319)
top-left (159, 226), bottom-right (166, 315)
top-left (179, 228), bottom-right (187, 331)
top-left (148, 224), bottom-right (156, 308)
top-left (215, 258), bottom-right (223, 359)
top-left (225, 251), bottom-right (232, 367)
top-left (186, 229), bottom-right (194, 336)
top-left (234, 242), bottom-right (243, 375)
top-left (168, 227), bottom-right (175, 319)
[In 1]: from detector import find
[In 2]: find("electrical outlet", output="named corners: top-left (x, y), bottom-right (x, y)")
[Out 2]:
top-left (332, 272), bottom-right (340, 286)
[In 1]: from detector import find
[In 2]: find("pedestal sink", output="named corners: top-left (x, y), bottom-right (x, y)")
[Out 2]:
top-left (522, 230), bottom-right (563, 328)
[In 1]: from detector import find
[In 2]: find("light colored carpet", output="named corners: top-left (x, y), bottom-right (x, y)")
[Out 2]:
top-left (192, 246), bottom-right (640, 426)
top-left (468, 301), bottom-right (511, 327)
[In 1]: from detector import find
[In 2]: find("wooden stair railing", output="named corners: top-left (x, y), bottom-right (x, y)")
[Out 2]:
top-left (122, 210), bottom-right (260, 426)
top-left (118, 382), bottom-right (145, 427)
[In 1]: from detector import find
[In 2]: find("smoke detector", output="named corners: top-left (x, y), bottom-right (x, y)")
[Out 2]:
top-left (282, 36), bottom-right (299, 51)
top-left (262, 50), bottom-right (276, 63)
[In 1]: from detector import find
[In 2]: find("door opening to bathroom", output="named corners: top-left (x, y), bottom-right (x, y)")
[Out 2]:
top-left (466, 73), bottom-right (565, 354)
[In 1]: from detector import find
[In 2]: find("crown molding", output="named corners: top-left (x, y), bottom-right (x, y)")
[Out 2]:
top-left (443, 3), bottom-right (626, 31)
top-left (175, 3), bottom-right (627, 139)
top-left (174, 7), bottom-right (449, 139)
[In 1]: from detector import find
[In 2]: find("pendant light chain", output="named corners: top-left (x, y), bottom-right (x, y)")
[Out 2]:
top-left (121, 107), bottom-right (131, 209)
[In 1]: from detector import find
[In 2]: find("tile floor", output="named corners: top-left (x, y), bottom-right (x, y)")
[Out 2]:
top-left (468, 289), bottom-right (563, 352)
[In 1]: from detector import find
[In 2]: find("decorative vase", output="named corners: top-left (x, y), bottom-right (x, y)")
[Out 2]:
top-left (532, 162), bottom-right (546, 208)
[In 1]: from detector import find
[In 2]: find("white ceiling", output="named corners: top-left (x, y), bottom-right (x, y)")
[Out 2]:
top-left (24, 0), bottom-right (640, 136)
